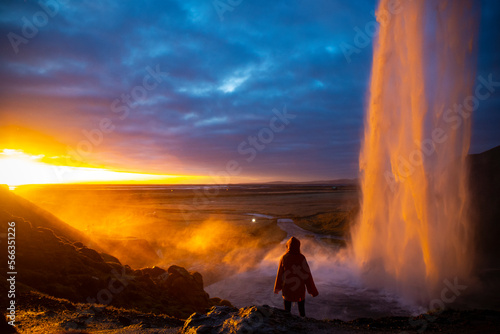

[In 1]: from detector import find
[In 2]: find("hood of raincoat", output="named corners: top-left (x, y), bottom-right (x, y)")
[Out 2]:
top-left (286, 237), bottom-right (301, 254)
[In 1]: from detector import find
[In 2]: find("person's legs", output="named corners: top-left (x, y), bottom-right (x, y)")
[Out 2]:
top-left (298, 300), bottom-right (305, 317)
top-left (284, 300), bottom-right (292, 313)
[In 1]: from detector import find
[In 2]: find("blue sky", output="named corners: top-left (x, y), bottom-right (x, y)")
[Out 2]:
top-left (0, 0), bottom-right (499, 182)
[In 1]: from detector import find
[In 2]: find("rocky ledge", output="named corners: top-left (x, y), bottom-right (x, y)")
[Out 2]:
top-left (180, 305), bottom-right (500, 334)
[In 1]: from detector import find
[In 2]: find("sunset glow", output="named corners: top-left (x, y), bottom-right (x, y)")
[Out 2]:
top-left (0, 149), bottom-right (203, 188)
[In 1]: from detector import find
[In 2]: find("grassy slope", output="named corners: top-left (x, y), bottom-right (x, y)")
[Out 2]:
top-left (0, 187), bottom-right (230, 327)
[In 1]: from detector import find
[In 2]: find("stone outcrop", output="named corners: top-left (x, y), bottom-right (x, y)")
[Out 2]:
top-left (180, 305), bottom-right (335, 334)
top-left (180, 305), bottom-right (500, 334)
top-left (165, 265), bottom-right (210, 312)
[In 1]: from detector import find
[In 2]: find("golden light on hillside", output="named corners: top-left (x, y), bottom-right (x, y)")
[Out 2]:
top-left (0, 149), bottom-right (202, 189)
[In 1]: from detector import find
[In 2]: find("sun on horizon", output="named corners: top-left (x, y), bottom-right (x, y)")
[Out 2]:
top-left (0, 149), bottom-right (206, 189)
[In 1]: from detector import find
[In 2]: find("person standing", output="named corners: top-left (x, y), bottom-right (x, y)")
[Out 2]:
top-left (274, 236), bottom-right (318, 317)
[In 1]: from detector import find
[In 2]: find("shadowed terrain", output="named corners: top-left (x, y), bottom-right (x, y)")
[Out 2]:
top-left (0, 187), bottom-right (232, 328)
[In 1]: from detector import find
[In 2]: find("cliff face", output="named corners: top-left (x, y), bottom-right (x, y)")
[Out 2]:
top-left (468, 145), bottom-right (500, 271)
top-left (0, 187), bottom-right (230, 320)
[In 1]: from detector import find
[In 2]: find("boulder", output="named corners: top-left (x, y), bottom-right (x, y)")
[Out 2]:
top-left (209, 298), bottom-right (233, 307)
top-left (166, 265), bottom-right (210, 312)
top-left (140, 266), bottom-right (166, 279)
top-left (73, 241), bottom-right (85, 248)
top-left (191, 271), bottom-right (204, 290)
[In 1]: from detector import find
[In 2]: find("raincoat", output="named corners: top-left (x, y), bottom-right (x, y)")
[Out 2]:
top-left (274, 237), bottom-right (319, 302)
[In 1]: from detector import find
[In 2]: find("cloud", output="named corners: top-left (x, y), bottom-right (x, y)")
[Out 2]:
top-left (0, 0), bottom-right (498, 181)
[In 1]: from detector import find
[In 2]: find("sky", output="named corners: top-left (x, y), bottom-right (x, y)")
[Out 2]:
top-left (0, 0), bottom-right (499, 183)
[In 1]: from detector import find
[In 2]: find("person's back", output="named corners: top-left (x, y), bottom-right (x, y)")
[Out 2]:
top-left (274, 237), bottom-right (318, 317)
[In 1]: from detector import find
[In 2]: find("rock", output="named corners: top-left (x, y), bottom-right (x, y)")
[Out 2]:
top-left (180, 306), bottom-right (236, 333)
top-left (209, 298), bottom-right (233, 308)
top-left (136, 273), bottom-right (155, 286)
top-left (100, 252), bottom-right (121, 265)
top-left (73, 241), bottom-right (85, 248)
top-left (219, 300), bottom-right (233, 307)
top-left (61, 319), bottom-right (87, 330)
top-left (167, 265), bottom-right (191, 277)
top-left (123, 265), bottom-right (134, 275)
top-left (180, 305), bottom-right (332, 334)
top-left (166, 265), bottom-right (210, 313)
top-left (78, 247), bottom-right (104, 263)
top-left (192, 271), bottom-right (204, 289)
top-left (140, 265), bottom-right (166, 279)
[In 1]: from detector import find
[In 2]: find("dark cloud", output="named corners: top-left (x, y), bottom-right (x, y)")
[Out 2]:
top-left (0, 0), bottom-right (499, 181)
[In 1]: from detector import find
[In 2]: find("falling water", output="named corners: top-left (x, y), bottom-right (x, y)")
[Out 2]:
top-left (352, 0), bottom-right (479, 306)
